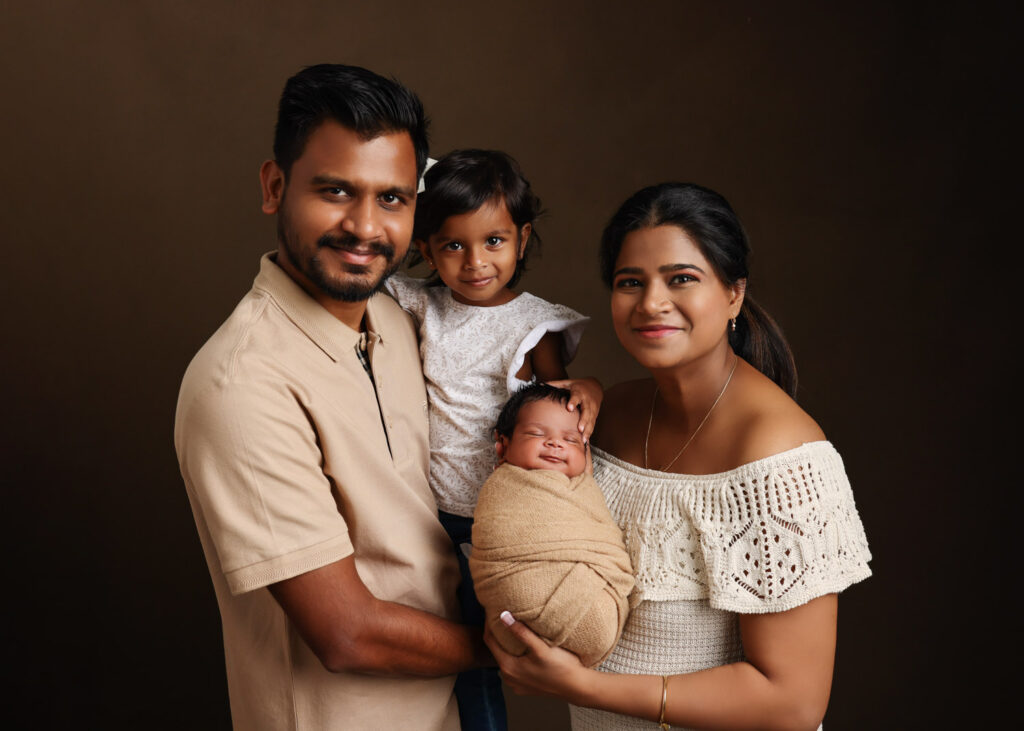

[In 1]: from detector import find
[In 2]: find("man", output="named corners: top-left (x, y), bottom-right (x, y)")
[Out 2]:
top-left (175, 64), bottom-right (487, 730)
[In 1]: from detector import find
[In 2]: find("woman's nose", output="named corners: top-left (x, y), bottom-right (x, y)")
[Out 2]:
top-left (637, 282), bottom-right (670, 313)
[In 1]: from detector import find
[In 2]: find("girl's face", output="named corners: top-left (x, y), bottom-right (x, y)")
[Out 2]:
top-left (417, 199), bottom-right (530, 307)
top-left (610, 225), bottom-right (744, 372)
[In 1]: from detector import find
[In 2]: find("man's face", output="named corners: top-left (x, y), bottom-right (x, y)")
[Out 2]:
top-left (261, 121), bottom-right (418, 305)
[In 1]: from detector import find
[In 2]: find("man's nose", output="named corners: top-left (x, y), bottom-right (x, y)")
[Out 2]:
top-left (341, 197), bottom-right (383, 240)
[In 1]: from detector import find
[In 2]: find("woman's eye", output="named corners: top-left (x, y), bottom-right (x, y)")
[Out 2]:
top-left (614, 277), bottom-right (641, 289)
top-left (670, 273), bottom-right (697, 285)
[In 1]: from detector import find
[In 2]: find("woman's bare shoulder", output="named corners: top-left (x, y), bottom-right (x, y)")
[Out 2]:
top-left (729, 367), bottom-right (826, 465)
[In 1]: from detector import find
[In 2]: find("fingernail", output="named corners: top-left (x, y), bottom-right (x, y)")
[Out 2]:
top-left (500, 611), bottom-right (515, 626)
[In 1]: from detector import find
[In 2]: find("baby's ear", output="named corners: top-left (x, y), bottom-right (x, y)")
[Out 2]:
top-left (494, 433), bottom-right (510, 466)
top-left (415, 240), bottom-right (435, 269)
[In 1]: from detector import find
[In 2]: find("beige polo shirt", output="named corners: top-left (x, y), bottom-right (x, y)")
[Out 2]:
top-left (175, 253), bottom-right (460, 730)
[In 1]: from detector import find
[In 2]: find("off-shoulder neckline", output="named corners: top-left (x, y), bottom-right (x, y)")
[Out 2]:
top-left (591, 441), bottom-right (837, 482)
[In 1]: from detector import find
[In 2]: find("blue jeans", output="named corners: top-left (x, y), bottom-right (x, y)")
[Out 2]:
top-left (438, 510), bottom-right (508, 731)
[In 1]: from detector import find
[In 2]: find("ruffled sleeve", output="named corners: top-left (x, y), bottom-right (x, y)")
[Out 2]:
top-left (594, 442), bottom-right (871, 614)
top-left (383, 272), bottom-right (430, 323)
top-left (506, 296), bottom-right (590, 393)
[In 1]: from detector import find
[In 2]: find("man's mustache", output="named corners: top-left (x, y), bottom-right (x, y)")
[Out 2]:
top-left (317, 234), bottom-right (396, 261)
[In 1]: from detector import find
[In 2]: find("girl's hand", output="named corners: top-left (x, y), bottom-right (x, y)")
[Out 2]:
top-left (485, 611), bottom-right (592, 702)
top-left (546, 377), bottom-right (603, 442)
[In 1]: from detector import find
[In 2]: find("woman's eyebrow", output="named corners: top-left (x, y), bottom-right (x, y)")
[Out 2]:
top-left (659, 263), bottom-right (705, 274)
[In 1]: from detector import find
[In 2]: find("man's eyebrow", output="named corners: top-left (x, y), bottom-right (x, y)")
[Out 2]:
top-left (310, 175), bottom-right (416, 198)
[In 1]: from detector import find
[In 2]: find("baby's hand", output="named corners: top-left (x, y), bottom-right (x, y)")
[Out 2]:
top-left (547, 377), bottom-right (603, 443)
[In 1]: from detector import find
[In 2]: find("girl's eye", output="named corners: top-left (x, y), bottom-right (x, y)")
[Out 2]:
top-left (442, 241), bottom-right (464, 251)
top-left (485, 237), bottom-right (504, 247)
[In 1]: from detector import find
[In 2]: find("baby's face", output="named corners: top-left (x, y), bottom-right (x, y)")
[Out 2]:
top-left (501, 398), bottom-right (587, 478)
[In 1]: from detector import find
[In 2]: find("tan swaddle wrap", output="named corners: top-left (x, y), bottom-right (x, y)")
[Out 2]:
top-left (469, 463), bottom-right (634, 667)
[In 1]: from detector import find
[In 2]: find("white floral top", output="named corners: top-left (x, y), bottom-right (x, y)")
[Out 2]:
top-left (385, 273), bottom-right (588, 516)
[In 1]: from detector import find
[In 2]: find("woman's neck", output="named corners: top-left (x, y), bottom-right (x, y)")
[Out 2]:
top-left (649, 345), bottom-right (739, 424)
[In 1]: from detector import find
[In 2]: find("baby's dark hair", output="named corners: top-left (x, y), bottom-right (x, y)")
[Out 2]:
top-left (411, 149), bottom-right (543, 287)
top-left (494, 382), bottom-right (572, 438)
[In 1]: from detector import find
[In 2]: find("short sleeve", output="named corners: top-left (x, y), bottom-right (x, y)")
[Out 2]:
top-left (177, 378), bottom-right (354, 595)
top-left (507, 299), bottom-right (590, 393)
top-left (383, 272), bottom-right (430, 323)
top-left (692, 443), bottom-right (872, 614)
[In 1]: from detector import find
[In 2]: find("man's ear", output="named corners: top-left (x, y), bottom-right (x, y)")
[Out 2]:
top-left (259, 159), bottom-right (285, 215)
top-left (416, 240), bottom-right (435, 269)
top-left (517, 223), bottom-right (532, 259)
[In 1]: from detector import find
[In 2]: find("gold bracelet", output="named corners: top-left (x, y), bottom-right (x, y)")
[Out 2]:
top-left (659, 675), bottom-right (670, 730)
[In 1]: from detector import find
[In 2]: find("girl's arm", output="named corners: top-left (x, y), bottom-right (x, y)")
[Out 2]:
top-left (527, 332), bottom-right (604, 440)
top-left (490, 595), bottom-right (837, 731)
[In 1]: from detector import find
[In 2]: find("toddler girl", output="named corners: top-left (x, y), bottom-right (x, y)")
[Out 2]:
top-left (385, 149), bottom-right (599, 731)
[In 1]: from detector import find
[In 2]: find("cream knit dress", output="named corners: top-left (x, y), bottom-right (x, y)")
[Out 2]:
top-left (570, 442), bottom-right (872, 730)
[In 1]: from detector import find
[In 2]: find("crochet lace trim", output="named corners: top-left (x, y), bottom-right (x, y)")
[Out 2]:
top-left (593, 442), bottom-right (871, 613)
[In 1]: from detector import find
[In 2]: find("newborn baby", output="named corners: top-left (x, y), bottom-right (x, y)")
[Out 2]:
top-left (469, 383), bottom-right (633, 668)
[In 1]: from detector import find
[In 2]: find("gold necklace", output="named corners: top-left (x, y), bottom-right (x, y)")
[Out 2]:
top-left (643, 356), bottom-right (738, 471)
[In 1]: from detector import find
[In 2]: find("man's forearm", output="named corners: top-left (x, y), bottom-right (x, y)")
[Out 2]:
top-left (333, 597), bottom-right (491, 677)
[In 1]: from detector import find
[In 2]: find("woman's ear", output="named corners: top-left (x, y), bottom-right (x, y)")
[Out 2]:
top-left (729, 278), bottom-right (747, 319)
top-left (416, 240), bottom-right (435, 269)
top-left (259, 160), bottom-right (285, 214)
top-left (517, 223), bottom-right (532, 259)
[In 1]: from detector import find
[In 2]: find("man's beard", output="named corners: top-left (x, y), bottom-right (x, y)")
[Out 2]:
top-left (278, 217), bottom-right (401, 303)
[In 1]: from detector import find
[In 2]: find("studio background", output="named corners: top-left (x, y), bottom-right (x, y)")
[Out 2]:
top-left (2, 1), bottom-right (1012, 728)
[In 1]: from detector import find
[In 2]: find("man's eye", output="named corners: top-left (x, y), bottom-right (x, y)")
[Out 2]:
top-left (380, 193), bottom-right (402, 205)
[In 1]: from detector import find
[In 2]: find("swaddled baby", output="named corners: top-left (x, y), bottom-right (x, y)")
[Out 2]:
top-left (469, 383), bottom-right (634, 668)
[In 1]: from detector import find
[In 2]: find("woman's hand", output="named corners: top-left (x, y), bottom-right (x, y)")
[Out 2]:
top-left (547, 377), bottom-right (603, 442)
top-left (484, 611), bottom-right (593, 703)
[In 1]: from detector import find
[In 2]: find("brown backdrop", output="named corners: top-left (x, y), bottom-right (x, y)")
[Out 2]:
top-left (2, 1), bottom-right (1013, 728)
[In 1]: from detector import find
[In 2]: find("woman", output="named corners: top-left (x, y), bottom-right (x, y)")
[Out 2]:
top-left (488, 183), bottom-right (871, 730)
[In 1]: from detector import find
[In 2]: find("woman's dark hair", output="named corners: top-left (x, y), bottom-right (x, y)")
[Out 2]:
top-left (494, 383), bottom-right (572, 438)
top-left (411, 149), bottom-right (542, 288)
top-left (273, 63), bottom-right (429, 179)
top-left (599, 183), bottom-right (798, 397)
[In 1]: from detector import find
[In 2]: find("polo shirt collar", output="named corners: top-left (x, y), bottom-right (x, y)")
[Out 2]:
top-left (253, 252), bottom-right (387, 362)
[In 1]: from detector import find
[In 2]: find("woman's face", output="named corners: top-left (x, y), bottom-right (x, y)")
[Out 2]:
top-left (610, 225), bottom-right (744, 372)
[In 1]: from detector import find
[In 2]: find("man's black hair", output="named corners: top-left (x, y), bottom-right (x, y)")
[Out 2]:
top-left (273, 63), bottom-right (429, 178)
